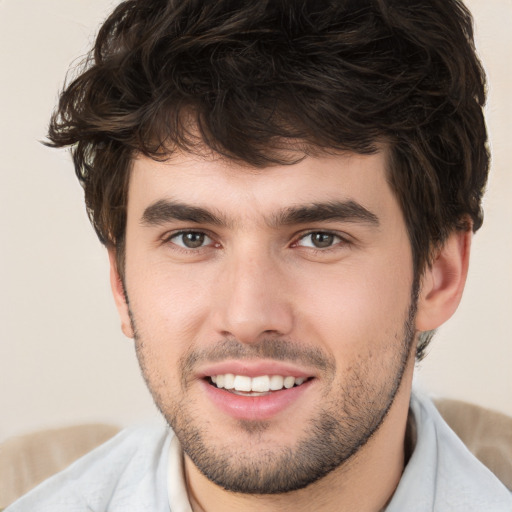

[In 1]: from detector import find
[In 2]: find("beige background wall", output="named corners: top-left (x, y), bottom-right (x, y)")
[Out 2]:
top-left (0, 0), bottom-right (510, 443)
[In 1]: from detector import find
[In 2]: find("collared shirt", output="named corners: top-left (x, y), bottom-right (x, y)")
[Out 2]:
top-left (386, 392), bottom-right (512, 511)
top-left (6, 391), bottom-right (512, 511)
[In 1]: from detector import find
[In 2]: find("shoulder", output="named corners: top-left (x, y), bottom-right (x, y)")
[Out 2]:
top-left (388, 391), bottom-right (512, 512)
top-left (5, 424), bottom-right (172, 512)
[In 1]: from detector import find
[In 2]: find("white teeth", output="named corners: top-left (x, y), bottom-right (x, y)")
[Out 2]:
top-left (210, 374), bottom-right (308, 393)
top-left (233, 375), bottom-right (252, 392)
top-left (283, 376), bottom-right (295, 389)
top-left (223, 373), bottom-right (235, 389)
top-left (251, 375), bottom-right (270, 392)
top-left (269, 375), bottom-right (284, 390)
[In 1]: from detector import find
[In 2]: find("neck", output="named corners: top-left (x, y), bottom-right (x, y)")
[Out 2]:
top-left (184, 366), bottom-right (414, 512)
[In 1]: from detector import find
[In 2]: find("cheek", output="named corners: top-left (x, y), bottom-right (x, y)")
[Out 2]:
top-left (127, 271), bottom-right (211, 404)
top-left (126, 261), bottom-right (214, 359)
top-left (294, 255), bottom-right (413, 359)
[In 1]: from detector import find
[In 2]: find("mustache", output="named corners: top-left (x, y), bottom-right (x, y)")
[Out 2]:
top-left (179, 337), bottom-right (336, 387)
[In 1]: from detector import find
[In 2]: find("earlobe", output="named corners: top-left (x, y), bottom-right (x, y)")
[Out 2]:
top-left (415, 229), bottom-right (472, 332)
top-left (108, 249), bottom-right (135, 339)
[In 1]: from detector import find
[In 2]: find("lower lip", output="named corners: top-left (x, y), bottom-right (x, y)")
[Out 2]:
top-left (201, 379), bottom-right (314, 421)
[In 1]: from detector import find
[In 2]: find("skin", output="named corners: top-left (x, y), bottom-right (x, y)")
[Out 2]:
top-left (110, 148), bottom-right (470, 512)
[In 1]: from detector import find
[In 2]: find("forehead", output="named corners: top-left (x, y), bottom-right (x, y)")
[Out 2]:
top-left (127, 149), bottom-right (398, 224)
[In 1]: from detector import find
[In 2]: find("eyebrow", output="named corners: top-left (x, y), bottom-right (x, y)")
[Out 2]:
top-left (269, 201), bottom-right (380, 228)
top-left (141, 199), bottom-right (379, 229)
top-left (141, 200), bottom-right (229, 227)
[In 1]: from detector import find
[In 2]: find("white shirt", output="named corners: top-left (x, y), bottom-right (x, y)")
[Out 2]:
top-left (386, 391), bottom-right (512, 511)
top-left (6, 391), bottom-right (512, 511)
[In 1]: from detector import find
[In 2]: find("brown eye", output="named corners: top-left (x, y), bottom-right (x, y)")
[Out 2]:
top-left (311, 233), bottom-right (335, 248)
top-left (171, 231), bottom-right (211, 249)
top-left (297, 232), bottom-right (342, 249)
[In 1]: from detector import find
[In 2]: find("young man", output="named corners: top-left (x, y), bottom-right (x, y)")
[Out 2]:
top-left (7, 0), bottom-right (512, 510)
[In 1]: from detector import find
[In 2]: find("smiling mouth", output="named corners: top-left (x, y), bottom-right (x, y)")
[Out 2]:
top-left (208, 374), bottom-right (312, 396)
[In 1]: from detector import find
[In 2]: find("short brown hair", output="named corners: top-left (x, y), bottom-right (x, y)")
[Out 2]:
top-left (47, 0), bottom-right (488, 359)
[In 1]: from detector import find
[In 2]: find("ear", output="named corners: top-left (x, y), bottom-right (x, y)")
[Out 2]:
top-left (108, 249), bottom-right (135, 339)
top-left (415, 229), bottom-right (471, 332)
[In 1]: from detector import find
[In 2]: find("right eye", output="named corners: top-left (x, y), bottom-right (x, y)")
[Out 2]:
top-left (168, 231), bottom-right (214, 249)
top-left (296, 232), bottom-right (342, 249)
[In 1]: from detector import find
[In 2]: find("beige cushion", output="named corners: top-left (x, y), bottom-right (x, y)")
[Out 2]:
top-left (434, 398), bottom-right (512, 491)
top-left (0, 423), bottom-right (120, 509)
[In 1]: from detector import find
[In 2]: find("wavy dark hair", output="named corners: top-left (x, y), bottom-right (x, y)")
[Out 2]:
top-left (47, 0), bottom-right (488, 359)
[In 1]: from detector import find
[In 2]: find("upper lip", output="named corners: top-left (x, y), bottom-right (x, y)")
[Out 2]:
top-left (197, 360), bottom-right (315, 379)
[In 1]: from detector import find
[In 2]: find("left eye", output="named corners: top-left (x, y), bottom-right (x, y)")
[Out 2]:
top-left (296, 232), bottom-right (342, 249)
top-left (170, 231), bottom-right (213, 249)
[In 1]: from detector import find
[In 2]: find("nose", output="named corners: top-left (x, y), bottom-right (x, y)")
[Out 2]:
top-left (211, 248), bottom-right (294, 344)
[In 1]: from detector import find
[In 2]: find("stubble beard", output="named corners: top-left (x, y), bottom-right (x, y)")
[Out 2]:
top-left (131, 294), bottom-right (417, 495)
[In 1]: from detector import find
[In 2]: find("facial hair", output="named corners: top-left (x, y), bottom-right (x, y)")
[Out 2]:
top-left (131, 292), bottom-right (417, 495)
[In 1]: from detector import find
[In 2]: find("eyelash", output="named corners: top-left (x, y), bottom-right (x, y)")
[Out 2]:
top-left (162, 230), bottom-right (217, 252)
top-left (293, 231), bottom-right (350, 252)
top-left (162, 229), bottom-right (350, 254)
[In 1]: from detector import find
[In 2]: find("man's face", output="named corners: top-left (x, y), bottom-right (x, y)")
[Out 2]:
top-left (117, 149), bottom-right (417, 493)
